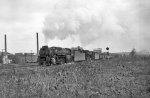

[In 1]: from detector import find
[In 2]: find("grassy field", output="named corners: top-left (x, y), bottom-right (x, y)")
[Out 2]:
top-left (0, 57), bottom-right (150, 98)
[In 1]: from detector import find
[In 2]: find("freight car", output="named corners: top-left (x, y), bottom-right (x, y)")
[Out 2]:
top-left (38, 45), bottom-right (107, 66)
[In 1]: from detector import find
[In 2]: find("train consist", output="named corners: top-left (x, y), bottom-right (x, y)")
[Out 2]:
top-left (38, 46), bottom-right (109, 66)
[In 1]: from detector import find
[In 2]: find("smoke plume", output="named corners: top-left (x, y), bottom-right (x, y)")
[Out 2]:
top-left (43, 0), bottom-right (150, 52)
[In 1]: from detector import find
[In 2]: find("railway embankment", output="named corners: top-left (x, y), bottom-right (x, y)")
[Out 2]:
top-left (0, 59), bottom-right (150, 98)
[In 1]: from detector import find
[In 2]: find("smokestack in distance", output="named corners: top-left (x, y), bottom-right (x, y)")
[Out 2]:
top-left (4, 34), bottom-right (7, 53)
top-left (36, 32), bottom-right (39, 56)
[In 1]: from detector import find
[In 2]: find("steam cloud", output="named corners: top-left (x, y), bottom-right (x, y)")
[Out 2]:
top-left (43, 0), bottom-right (150, 52)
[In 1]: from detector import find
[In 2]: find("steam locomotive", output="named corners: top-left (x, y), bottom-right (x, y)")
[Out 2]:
top-left (38, 45), bottom-right (107, 66)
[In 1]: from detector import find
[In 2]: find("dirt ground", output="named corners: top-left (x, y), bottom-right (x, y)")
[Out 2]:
top-left (0, 57), bottom-right (150, 98)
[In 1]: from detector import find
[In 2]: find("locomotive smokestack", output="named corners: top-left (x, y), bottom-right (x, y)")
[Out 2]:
top-left (4, 34), bottom-right (7, 53)
top-left (36, 32), bottom-right (39, 56)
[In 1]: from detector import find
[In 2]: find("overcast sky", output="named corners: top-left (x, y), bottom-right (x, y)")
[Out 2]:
top-left (0, 0), bottom-right (150, 53)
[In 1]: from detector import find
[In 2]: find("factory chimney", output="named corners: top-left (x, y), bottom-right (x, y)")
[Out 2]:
top-left (36, 32), bottom-right (39, 56)
top-left (4, 34), bottom-right (7, 53)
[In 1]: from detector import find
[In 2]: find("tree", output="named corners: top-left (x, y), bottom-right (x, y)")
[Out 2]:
top-left (130, 48), bottom-right (136, 57)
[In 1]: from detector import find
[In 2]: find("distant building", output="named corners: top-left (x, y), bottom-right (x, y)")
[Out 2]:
top-left (14, 53), bottom-right (37, 64)
top-left (3, 55), bottom-right (12, 64)
top-left (15, 53), bottom-right (23, 56)
top-left (93, 48), bottom-right (102, 54)
top-left (71, 46), bottom-right (84, 51)
top-left (24, 53), bottom-right (34, 56)
top-left (0, 52), bottom-right (13, 64)
top-left (0, 52), bottom-right (37, 64)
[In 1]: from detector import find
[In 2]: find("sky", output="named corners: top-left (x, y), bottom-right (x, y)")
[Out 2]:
top-left (0, 0), bottom-right (150, 53)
